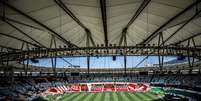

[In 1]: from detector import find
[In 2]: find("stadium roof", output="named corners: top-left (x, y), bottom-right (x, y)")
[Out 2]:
top-left (0, 0), bottom-right (201, 50)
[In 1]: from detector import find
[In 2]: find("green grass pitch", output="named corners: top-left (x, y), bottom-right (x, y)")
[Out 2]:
top-left (44, 92), bottom-right (165, 101)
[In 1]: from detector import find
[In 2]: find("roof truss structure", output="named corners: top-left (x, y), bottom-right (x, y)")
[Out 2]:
top-left (54, 0), bottom-right (96, 47)
top-left (100, 0), bottom-right (108, 47)
top-left (119, 0), bottom-right (151, 46)
top-left (0, 0), bottom-right (78, 48)
top-left (140, 0), bottom-right (201, 44)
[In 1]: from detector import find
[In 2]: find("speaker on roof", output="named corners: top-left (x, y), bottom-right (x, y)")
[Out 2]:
top-left (112, 56), bottom-right (116, 61)
top-left (30, 58), bottom-right (39, 63)
top-left (139, 71), bottom-right (148, 75)
top-left (70, 72), bottom-right (80, 76)
top-left (177, 56), bottom-right (185, 60)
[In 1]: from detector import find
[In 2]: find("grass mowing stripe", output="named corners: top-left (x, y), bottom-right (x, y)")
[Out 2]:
top-left (145, 92), bottom-right (159, 100)
top-left (158, 93), bottom-right (165, 99)
top-left (93, 93), bottom-right (102, 101)
top-left (104, 92), bottom-right (110, 101)
top-left (143, 92), bottom-right (154, 99)
top-left (136, 92), bottom-right (152, 101)
top-left (57, 93), bottom-right (74, 100)
top-left (71, 92), bottom-right (87, 101)
top-left (117, 92), bottom-right (124, 101)
top-left (89, 93), bottom-right (98, 101)
top-left (131, 92), bottom-right (146, 101)
top-left (125, 92), bottom-right (139, 101)
top-left (94, 93), bottom-right (102, 101)
top-left (154, 93), bottom-right (165, 101)
top-left (61, 93), bottom-right (81, 101)
top-left (59, 93), bottom-right (79, 101)
top-left (120, 92), bottom-right (130, 101)
top-left (82, 93), bottom-right (94, 101)
top-left (109, 92), bottom-right (114, 101)
top-left (100, 92), bottom-right (105, 101)
top-left (55, 94), bottom-right (66, 101)
top-left (95, 92), bottom-right (105, 101)
top-left (76, 92), bottom-right (92, 101)
top-left (52, 92), bottom-right (166, 101)
top-left (112, 92), bottom-right (119, 101)
top-left (147, 92), bottom-right (165, 101)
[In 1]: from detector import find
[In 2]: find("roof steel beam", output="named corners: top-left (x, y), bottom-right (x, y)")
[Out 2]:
top-left (54, 0), bottom-right (96, 47)
top-left (172, 32), bottom-right (201, 45)
top-left (119, 0), bottom-right (151, 46)
top-left (55, 0), bottom-right (86, 29)
top-left (1, 45), bottom-right (201, 61)
top-left (139, 0), bottom-right (201, 44)
top-left (165, 14), bottom-right (201, 30)
top-left (125, 0), bottom-right (151, 29)
top-left (0, 0), bottom-right (78, 48)
top-left (85, 29), bottom-right (96, 47)
top-left (100, 0), bottom-right (108, 47)
top-left (135, 10), bottom-right (201, 67)
top-left (0, 45), bottom-right (19, 50)
top-left (119, 28), bottom-right (127, 46)
top-left (0, 16), bottom-right (43, 31)
top-left (162, 9), bottom-right (201, 45)
top-left (0, 32), bottom-right (41, 48)
top-left (4, 20), bottom-right (47, 48)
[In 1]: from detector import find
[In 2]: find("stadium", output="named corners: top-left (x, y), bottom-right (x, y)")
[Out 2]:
top-left (0, 0), bottom-right (201, 101)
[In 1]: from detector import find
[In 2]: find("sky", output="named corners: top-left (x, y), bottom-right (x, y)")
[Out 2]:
top-left (26, 56), bottom-right (179, 69)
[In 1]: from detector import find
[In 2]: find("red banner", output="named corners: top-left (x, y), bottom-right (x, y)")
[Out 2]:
top-left (104, 84), bottom-right (115, 91)
top-left (91, 84), bottom-right (103, 92)
top-left (80, 84), bottom-right (88, 91)
top-left (68, 84), bottom-right (80, 92)
top-left (127, 83), bottom-right (138, 92)
top-left (115, 84), bottom-right (128, 92)
top-left (46, 82), bottom-right (149, 93)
